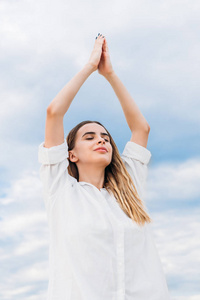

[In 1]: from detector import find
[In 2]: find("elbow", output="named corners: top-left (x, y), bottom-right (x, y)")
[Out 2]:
top-left (130, 123), bottom-right (150, 135)
top-left (146, 124), bottom-right (150, 133)
top-left (139, 123), bottom-right (151, 133)
top-left (46, 104), bottom-right (62, 117)
top-left (46, 105), bottom-right (53, 115)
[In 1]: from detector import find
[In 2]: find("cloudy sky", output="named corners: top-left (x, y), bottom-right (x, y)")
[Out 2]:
top-left (0, 0), bottom-right (200, 299)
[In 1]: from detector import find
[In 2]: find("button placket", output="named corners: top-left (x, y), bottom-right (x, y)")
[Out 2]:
top-left (94, 189), bottom-right (125, 300)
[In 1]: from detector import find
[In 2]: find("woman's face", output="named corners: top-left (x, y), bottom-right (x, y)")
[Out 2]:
top-left (69, 123), bottom-right (113, 168)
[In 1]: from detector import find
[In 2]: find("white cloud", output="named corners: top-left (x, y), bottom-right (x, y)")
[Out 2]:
top-left (174, 296), bottom-right (200, 300)
top-left (0, 286), bottom-right (33, 298)
top-left (14, 238), bottom-right (48, 256)
top-left (0, 212), bottom-right (46, 237)
top-left (146, 158), bottom-right (200, 202)
top-left (150, 208), bottom-right (200, 298)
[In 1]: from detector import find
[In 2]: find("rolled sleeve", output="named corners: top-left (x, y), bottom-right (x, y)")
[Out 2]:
top-left (121, 141), bottom-right (152, 165)
top-left (38, 139), bottom-right (69, 165)
top-left (121, 141), bottom-right (152, 201)
top-left (38, 140), bottom-right (75, 205)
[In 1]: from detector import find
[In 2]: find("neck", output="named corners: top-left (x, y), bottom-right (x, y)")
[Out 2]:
top-left (78, 165), bottom-right (105, 190)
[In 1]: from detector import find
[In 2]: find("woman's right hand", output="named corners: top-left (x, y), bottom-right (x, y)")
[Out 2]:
top-left (87, 33), bottom-right (105, 72)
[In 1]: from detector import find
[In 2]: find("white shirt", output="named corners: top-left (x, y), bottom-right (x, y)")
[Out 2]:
top-left (38, 139), bottom-right (171, 300)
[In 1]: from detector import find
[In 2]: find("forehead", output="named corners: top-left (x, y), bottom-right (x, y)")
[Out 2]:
top-left (77, 123), bottom-right (108, 137)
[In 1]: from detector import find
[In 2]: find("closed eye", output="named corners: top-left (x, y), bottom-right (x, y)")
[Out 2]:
top-left (86, 137), bottom-right (110, 142)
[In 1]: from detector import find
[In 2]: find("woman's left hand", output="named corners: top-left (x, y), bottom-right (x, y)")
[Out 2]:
top-left (98, 38), bottom-right (114, 77)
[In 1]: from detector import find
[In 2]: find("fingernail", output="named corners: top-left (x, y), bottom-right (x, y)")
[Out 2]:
top-left (98, 33), bottom-right (100, 35)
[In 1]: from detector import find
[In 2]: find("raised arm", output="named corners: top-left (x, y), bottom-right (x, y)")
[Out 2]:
top-left (44, 34), bottom-right (105, 148)
top-left (98, 38), bottom-right (150, 148)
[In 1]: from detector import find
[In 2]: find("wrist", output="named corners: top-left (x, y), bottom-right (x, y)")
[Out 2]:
top-left (104, 70), bottom-right (116, 81)
top-left (84, 63), bottom-right (96, 74)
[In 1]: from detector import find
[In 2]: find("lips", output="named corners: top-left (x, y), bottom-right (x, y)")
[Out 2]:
top-left (94, 147), bottom-right (108, 152)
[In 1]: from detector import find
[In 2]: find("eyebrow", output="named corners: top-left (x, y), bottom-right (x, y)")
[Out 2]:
top-left (82, 131), bottom-right (110, 139)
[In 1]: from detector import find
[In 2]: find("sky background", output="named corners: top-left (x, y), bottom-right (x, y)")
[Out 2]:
top-left (0, 0), bottom-right (200, 299)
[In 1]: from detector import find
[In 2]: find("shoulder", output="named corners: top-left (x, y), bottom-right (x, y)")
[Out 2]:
top-left (121, 141), bottom-right (152, 165)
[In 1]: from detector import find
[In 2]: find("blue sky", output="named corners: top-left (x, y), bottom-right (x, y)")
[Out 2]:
top-left (0, 0), bottom-right (200, 299)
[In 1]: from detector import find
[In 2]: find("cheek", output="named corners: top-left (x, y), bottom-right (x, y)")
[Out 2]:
top-left (77, 144), bottom-right (93, 160)
top-left (109, 145), bottom-right (113, 154)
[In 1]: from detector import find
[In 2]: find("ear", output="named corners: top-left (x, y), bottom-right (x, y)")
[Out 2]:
top-left (68, 151), bottom-right (79, 163)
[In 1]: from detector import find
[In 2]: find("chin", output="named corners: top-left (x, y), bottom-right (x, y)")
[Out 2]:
top-left (93, 157), bottom-right (110, 166)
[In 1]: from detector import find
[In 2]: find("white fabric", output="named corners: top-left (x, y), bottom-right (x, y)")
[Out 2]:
top-left (38, 139), bottom-right (171, 300)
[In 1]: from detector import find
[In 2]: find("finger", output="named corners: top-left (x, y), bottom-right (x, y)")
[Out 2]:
top-left (95, 33), bottom-right (105, 48)
top-left (104, 38), bottom-right (108, 47)
top-left (102, 39), bottom-right (106, 52)
top-left (95, 33), bottom-right (101, 40)
top-left (98, 33), bottom-right (105, 39)
top-left (98, 33), bottom-right (104, 40)
top-left (98, 33), bottom-right (102, 39)
top-left (103, 38), bottom-right (109, 52)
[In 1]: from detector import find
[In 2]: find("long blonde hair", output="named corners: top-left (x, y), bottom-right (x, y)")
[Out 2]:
top-left (66, 120), bottom-right (152, 227)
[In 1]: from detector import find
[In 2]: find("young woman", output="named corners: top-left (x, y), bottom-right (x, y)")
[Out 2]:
top-left (38, 33), bottom-right (171, 300)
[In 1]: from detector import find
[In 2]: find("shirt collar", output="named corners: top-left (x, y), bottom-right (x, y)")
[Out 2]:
top-left (78, 181), bottom-right (105, 190)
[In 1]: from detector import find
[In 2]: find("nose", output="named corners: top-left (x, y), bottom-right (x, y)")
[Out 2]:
top-left (97, 136), bottom-right (105, 144)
